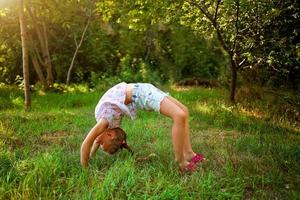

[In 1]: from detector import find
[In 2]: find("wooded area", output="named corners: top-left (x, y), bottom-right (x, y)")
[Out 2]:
top-left (0, 0), bottom-right (299, 105)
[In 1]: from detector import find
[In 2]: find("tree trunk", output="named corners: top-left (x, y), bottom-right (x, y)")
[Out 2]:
top-left (230, 58), bottom-right (237, 103)
top-left (28, 34), bottom-right (48, 91)
top-left (66, 45), bottom-right (80, 85)
top-left (42, 22), bottom-right (54, 85)
top-left (27, 7), bottom-right (54, 86)
top-left (19, 0), bottom-right (31, 109)
top-left (31, 54), bottom-right (48, 90)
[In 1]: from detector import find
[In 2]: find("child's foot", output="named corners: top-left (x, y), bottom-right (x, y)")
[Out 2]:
top-left (184, 152), bottom-right (197, 161)
top-left (179, 161), bottom-right (197, 173)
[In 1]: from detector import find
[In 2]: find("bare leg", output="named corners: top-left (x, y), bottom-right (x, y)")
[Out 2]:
top-left (166, 96), bottom-right (196, 161)
top-left (160, 96), bottom-right (190, 168)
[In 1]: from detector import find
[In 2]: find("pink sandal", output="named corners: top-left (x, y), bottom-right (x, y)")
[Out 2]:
top-left (191, 153), bottom-right (205, 164)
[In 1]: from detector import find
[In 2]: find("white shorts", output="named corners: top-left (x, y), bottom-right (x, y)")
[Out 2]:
top-left (132, 83), bottom-right (168, 112)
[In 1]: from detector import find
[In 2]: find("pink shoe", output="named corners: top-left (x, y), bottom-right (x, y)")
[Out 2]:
top-left (191, 153), bottom-right (205, 164)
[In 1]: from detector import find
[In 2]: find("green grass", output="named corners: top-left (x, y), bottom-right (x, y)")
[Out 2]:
top-left (0, 84), bottom-right (299, 199)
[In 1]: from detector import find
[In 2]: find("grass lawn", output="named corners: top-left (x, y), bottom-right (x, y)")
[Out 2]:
top-left (0, 84), bottom-right (299, 199)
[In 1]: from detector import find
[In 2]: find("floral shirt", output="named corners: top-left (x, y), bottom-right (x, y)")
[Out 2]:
top-left (95, 82), bottom-right (136, 128)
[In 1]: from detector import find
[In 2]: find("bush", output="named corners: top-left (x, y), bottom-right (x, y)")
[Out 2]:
top-left (90, 72), bottom-right (122, 91)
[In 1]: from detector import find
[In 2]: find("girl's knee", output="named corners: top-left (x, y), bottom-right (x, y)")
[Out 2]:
top-left (173, 109), bottom-right (188, 123)
top-left (160, 97), bottom-right (189, 122)
top-left (182, 105), bottom-right (189, 116)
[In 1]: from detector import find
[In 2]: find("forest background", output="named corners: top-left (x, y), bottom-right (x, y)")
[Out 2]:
top-left (0, 0), bottom-right (299, 97)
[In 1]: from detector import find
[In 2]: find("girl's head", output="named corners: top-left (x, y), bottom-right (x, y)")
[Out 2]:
top-left (95, 128), bottom-right (133, 155)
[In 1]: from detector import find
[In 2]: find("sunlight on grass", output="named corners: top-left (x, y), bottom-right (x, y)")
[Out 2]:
top-left (37, 90), bottom-right (46, 96)
top-left (195, 101), bottom-right (232, 114)
top-left (15, 159), bottom-right (34, 176)
top-left (239, 107), bottom-right (264, 119)
top-left (195, 102), bottom-right (211, 113)
top-left (55, 83), bottom-right (91, 93)
top-left (12, 97), bottom-right (23, 106)
top-left (170, 84), bottom-right (190, 91)
top-left (63, 110), bottom-right (76, 116)
top-left (218, 103), bottom-right (234, 112)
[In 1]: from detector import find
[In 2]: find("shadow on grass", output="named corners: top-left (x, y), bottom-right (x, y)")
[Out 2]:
top-left (191, 102), bottom-right (299, 135)
top-left (0, 86), bottom-right (24, 110)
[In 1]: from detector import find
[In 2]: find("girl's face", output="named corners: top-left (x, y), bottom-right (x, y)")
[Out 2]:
top-left (98, 130), bottom-right (119, 154)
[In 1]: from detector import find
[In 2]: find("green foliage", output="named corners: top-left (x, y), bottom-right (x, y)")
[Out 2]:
top-left (0, 0), bottom-right (299, 93)
top-left (118, 54), bottom-right (161, 84)
top-left (90, 72), bottom-right (122, 91)
top-left (89, 55), bottom-right (162, 91)
top-left (0, 6), bottom-right (21, 84)
top-left (169, 27), bottom-right (224, 80)
top-left (0, 0), bottom-right (225, 86)
top-left (251, 0), bottom-right (300, 89)
top-left (0, 84), bottom-right (23, 110)
top-left (181, 0), bottom-right (300, 90)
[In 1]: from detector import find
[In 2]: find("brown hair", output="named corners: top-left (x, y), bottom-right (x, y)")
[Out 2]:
top-left (102, 128), bottom-right (133, 154)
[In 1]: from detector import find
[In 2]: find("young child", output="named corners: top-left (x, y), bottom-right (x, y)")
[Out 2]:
top-left (80, 82), bottom-right (204, 172)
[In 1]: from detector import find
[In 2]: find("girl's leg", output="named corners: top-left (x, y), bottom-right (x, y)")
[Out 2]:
top-left (166, 96), bottom-right (196, 161)
top-left (160, 96), bottom-right (190, 168)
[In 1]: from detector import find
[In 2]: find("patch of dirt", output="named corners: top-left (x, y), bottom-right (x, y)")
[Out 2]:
top-left (0, 135), bottom-right (23, 148)
top-left (136, 153), bottom-right (157, 162)
top-left (243, 186), bottom-right (254, 200)
top-left (213, 154), bottom-right (226, 166)
top-left (193, 129), bottom-right (241, 145)
top-left (40, 131), bottom-right (72, 143)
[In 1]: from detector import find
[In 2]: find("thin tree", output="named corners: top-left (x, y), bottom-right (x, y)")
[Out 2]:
top-left (66, 15), bottom-right (91, 85)
top-left (18, 0), bottom-right (31, 109)
top-left (30, 53), bottom-right (48, 90)
top-left (189, 0), bottom-right (247, 103)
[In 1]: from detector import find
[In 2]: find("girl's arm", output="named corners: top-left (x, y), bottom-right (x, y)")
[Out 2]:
top-left (90, 140), bottom-right (101, 157)
top-left (80, 118), bottom-right (108, 167)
